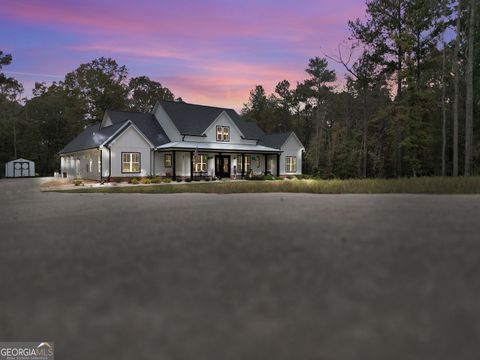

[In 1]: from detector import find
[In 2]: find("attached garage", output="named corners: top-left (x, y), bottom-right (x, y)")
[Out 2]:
top-left (5, 158), bottom-right (35, 178)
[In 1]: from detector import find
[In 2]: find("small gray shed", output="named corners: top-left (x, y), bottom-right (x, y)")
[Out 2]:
top-left (5, 158), bottom-right (35, 177)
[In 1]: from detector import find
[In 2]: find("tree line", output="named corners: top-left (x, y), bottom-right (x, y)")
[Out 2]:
top-left (0, 56), bottom-right (180, 176)
top-left (242, 0), bottom-right (479, 178)
top-left (0, 0), bottom-right (478, 177)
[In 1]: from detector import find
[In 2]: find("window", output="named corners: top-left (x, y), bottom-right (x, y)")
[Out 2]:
top-left (193, 154), bottom-right (207, 172)
top-left (86, 158), bottom-right (92, 173)
top-left (122, 152), bottom-right (140, 173)
top-left (285, 156), bottom-right (297, 173)
top-left (237, 155), bottom-right (251, 172)
top-left (254, 156), bottom-right (260, 168)
top-left (216, 126), bottom-right (230, 142)
top-left (164, 153), bottom-right (172, 168)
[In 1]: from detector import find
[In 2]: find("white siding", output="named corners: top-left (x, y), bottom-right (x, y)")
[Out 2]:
top-left (279, 134), bottom-right (303, 176)
top-left (109, 126), bottom-right (152, 177)
top-left (60, 150), bottom-right (101, 180)
top-left (153, 104), bottom-right (182, 142)
top-left (154, 152), bottom-right (176, 177)
top-left (101, 148), bottom-right (110, 178)
top-left (203, 112), bottom-right (244, 143)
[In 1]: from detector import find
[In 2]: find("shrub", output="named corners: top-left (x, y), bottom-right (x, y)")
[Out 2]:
top-left (204, 177), bottom-right (211, 181)
top-left (176, 178), bottom-right (182, 182)
top-left (150, 176), bottom-right (161, 183)
top-left (264, 174), bottom-right (275, 181)
top-left (185, 178), bottom-right (192, 183)
top-left (140, 177), bottom-right (151, 184)
top-left (73, 179), bottom-right (83, 186)
top-left (296, 174), bottom-right (311, 180)
top-left (129, 177), bottom-right (139, 184)
top-left (163, 178), bottom-right (172, 183)
top-left (250, 175), bottom-right (266, 181)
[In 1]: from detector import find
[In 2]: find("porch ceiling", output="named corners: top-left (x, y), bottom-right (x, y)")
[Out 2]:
top-left (155, 141), bottom-right (281, 154)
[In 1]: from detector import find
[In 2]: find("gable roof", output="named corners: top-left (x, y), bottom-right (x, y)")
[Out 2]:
top-left (59, 111), bottom-right (170, 154)
top-left (158, 100), bottom-right (265, 140)
top-left (104, 110), bottom-right (170, 146)
top-left (59, 122), bottom-right (123, 154)
top-left (259, 132), bottom-right (293, 149)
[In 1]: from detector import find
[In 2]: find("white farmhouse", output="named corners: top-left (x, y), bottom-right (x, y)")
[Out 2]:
top-left (59, 100), bottom-right (304, 180)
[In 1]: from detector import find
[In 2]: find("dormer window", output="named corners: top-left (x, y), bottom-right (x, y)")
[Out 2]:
top-left (216, 126), bottom-right (230, 142)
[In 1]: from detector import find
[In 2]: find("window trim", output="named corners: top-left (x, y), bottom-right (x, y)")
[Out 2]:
top-left (164, 153), bottom-right (172, 168)
top-left (121, 152), bottom-right (141, 174)
top-left (193, 154), bottom-right (207, 172)
top-left (216, 126), bottom-right (230, 142)
top-left (285, 156), bottom-right (297, 173)
top-left (238, 155), bottom-right (251, 172)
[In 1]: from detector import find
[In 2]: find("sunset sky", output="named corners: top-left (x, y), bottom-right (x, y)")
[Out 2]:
top-left (1, 0), bottom-right (366, 110)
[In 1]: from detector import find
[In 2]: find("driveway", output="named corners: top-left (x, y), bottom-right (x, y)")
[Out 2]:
top-left (0, 177), bottom-right (479, 360)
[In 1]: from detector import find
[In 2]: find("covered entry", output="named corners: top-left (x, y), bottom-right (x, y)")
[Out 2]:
top-left (215, 155), bottom-right (230, 178)
top-left (5, 158), bottom-right (35, 177)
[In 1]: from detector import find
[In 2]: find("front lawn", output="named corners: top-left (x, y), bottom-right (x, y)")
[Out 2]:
top-left (52, 176), bottom-right (480, 194)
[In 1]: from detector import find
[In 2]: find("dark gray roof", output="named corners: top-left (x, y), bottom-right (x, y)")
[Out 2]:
top-left (259, 132), bottom-right (292, 149)
top-left (59, 122), bottom-right (124, 154)
top-left (105, 110), bottom-right (153, 125)
top-left (59, 111), bottom-right (170, 154)
top-left (104, 110), bottom-right (170, 146)
top-left (60, 105), bottom-right (299, 155)
top-left (159, 100), bottom-right (265, 140)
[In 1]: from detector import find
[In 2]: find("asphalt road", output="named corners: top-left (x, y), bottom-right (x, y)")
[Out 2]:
top-left (0, 178), bottom-right (479, 360)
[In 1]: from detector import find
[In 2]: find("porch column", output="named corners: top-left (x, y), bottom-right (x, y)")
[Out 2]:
top-left (172, 150), bottom-right (176, 180)
top-left (190, 151), bottom-right (194, 180)
top-left (241, 153), bottom-right (245, 179)
top-left (264, 154), bottom-right (267, 175)
top-left (276, 153), bottom-right (280, 177)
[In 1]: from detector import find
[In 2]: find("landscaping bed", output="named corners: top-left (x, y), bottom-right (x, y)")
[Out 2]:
top-left (51, 176), bottom-right (480, 194)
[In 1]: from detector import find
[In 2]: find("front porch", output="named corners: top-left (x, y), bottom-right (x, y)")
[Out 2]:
top-left (153, 150), bottom-right (280, 180)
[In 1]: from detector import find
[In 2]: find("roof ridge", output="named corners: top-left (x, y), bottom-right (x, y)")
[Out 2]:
top-left (159, 99), bottom-right (235, 112)
top-left (106, 109), bottom-right (150, 115)
top-left (263, 131), bottom-right (292, 136)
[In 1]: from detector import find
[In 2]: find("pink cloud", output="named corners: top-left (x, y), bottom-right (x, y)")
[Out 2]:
top-left (2, 0), bottom-right (366, 107)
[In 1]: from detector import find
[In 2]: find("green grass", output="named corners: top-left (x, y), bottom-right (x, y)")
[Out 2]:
top-left (52, 177), bottom-right (480, 194)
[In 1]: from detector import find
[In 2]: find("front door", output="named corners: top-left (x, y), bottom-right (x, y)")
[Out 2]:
top-left (215, 155), bottom-right (230, 178)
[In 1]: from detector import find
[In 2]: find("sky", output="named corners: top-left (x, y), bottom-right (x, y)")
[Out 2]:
top-left (1, 0), bottom-right (366, 110)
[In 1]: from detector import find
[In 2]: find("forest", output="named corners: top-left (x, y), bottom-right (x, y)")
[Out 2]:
top-left (0, 0), bottom-right (478, 178)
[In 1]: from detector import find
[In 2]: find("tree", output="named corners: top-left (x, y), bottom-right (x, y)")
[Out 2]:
top-left (0, 51), bottom-right (23, 164)
top-left (349, 0), bottom-right (409, 99)
top-left (301, 57), bottom-right (336, 173)
top-left (128, 76), bottom-right (175, 112)
top-left (441, 0), bottom-right (450, 176)
top-left (241, 85), bottom-right (278, 132)
top-left (19, 82), bottom-right (84, 175)
top-left (465, 0), bottom-right (475, 175)
top-left (63, 57), bottom-right (128, 124)
top-left (327, 44), bottom-right (384, 177)
top-left (349, 0), bottom-right (411, 176)
top-left (452, 1), bottom-right (461, 176)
